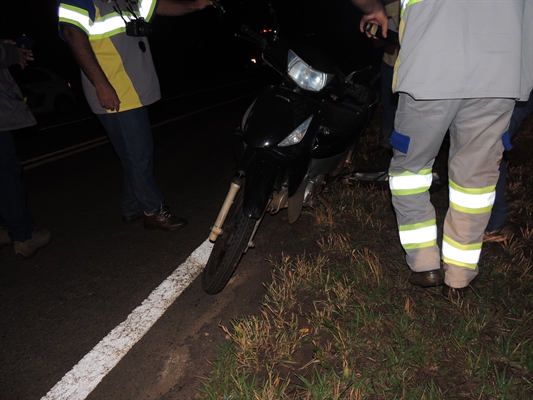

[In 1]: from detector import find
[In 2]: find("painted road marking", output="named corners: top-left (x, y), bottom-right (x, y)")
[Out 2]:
top-left (41, 239), bottom-right (213, 400)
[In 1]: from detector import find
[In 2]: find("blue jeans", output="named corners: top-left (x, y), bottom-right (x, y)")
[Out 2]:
top-left (380, 61), bottom-right (398, 148)
top-left (486, 90), bottom-right (533, 231)
top-left (97, 107), bottom-right (164, 216)
top-left (0, 130), bottom-right (36, 241)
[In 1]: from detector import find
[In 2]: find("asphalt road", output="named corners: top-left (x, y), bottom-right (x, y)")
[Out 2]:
top-left (0, 70), bottom-right (279, 399)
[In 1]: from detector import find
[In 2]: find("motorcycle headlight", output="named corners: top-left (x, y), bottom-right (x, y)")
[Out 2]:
top-left (278, 115), bottom-right (313, 147)
top-left (287, 50), bottom-right (333, 92)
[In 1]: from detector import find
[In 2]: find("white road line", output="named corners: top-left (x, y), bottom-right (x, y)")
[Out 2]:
top-left (41, 239), bottom-right (213, 400)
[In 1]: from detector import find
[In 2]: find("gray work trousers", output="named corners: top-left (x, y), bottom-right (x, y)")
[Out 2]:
top-left (390, 95), bottom-right (514, 288)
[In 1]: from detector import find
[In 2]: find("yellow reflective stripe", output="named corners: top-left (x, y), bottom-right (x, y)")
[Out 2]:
top-left (389, 169), bottom-right (432, 196)
top-left (398, 219), bottom-right (437, 247)
top-left (449, 180), bottom-right (495, 214)
top-left (89, 15), bottom-right (128, 36)
top-left (442, 235), bottom-right (481, 269)
top-left (58, 4), bottom-right (92, 34)
top-left (139, 0), bottom-right (158, 20)
top-left (403, 240), bottom-right (436, 250)
top-left (400, 0), bottom-right (424, 17)
top-left (61, 3), bottom-right (152, 38)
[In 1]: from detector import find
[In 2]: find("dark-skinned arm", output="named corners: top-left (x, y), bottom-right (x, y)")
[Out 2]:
top-left (61, 25), bottom-right (121, 112)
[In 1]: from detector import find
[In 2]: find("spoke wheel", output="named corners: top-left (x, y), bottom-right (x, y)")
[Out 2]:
top-left (202, 187), bottom-right (257, 295)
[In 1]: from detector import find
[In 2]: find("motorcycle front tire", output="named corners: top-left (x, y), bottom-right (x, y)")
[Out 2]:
top-left (202, 187), bottom-right (257, 295)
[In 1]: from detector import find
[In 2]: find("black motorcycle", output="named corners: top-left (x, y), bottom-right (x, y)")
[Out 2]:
top-left (202, 4), bottom-right (379, 294)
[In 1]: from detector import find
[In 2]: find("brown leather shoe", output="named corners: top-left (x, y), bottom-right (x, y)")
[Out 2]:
top-left (442, 284), bottom-right (468, 301)
top-left (143, 205), bottom-right (187, 231)
top-left (408, 269), bottom-right (444, 287)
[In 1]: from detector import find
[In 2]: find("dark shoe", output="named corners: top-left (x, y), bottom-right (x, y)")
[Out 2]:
top-left (408, 269), bottom-right (445, 287)
top-left (14, 228), bottom-right (51, 259)
top-left (122, 212), bottom-right (143, 223)
top-left (1, 227), bottom-right (13, 247)
top-left (143, 205), bottom-right (187, 231)
top-left (442, 284), bottom-right (469, 301)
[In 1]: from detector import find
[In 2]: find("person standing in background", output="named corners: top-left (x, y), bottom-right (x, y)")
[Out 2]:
top-left (483, 90), bottom-right (533, 243)
top-left (1, 39), bottom-right (52, 259)
top-left (57, 0), bottom-right (212, 231)
top-left (378, 0), bottom-right (399, 151)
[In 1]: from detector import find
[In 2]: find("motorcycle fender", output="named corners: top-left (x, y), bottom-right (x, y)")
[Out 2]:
top-left (287, 152), bottom-right (312, 197)
top-left (242, 151), bottom-right (286, 219)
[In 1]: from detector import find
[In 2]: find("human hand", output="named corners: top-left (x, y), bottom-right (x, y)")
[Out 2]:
top-left (96, 81), bottom-right (121, 112)
top-left (1, 39), bottom-right (34, 69)
top-left (17, 47), bottom-right (34, 70)
top-left (360, 10), bottom-right (389, 39)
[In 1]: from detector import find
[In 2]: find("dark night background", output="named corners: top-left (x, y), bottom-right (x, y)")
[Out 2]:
top-left (1, 0), bottom-right (379, 106)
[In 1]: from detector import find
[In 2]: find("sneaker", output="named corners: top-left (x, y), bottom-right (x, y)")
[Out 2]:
top-left (483, 225), bottom-right (514, 244)
top-left (14, 228), bottom-right (51, 259)
top-left (143, 205), bottom-right (187, 231)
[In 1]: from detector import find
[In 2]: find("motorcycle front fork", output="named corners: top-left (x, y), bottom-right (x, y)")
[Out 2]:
top-left (208, 172), bottom-right (267, 253)
top-left (209, 173), bottom-right (244, 242)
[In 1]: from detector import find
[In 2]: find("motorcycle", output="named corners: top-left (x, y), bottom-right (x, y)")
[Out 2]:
top-left (202, 2), bottom-right (379, 294)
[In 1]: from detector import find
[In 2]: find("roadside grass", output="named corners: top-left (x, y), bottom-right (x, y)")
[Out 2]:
top-left (197, 111), bottom-right (533, 399)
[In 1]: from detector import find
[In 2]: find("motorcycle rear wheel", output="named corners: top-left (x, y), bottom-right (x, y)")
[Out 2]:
top-left (202, 187), bottom-right (257, 295)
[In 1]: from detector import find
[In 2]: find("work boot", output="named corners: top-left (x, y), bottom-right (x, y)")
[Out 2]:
top-left (14, 228), bottom-right (51, 259)
top-left (408, 269), bottom-right (445, 287)
top-left (143, 205), bottom-right (187, 231)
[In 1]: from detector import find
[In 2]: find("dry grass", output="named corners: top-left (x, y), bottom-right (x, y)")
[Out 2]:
top-left (198, 110), bottom-right (533, 399)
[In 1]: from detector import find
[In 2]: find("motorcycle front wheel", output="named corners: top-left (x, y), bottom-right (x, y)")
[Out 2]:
top-left (202, 186), bottom-right (257, 295)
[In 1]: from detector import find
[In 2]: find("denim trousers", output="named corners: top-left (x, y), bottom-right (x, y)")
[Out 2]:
top-left (486, 90), bottom-right (533, 231)
top-left (380, 61), bottom-right (398, 148)
top-left (0, 130), bottom-right (36, 241)
top-left (97, 107), bottom-right (164, 216)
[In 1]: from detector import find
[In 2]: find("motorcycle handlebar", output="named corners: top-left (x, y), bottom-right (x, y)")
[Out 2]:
top-left (241, 24), bottom-right (267, 48)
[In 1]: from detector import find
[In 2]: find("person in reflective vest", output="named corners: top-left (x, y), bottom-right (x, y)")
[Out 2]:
top-left (352, 0), bottom-right (532, 299)
top-left (57, 0), bottom-right (212, 231)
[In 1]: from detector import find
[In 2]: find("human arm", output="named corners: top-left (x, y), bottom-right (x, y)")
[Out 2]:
top-left (351, 0), bottom-right (389, 38)
top-left (155, 0), bottom-right (213, 17)
top-left (0, 41), bottom-right (34, 70)
top-left (60, 25), bottom-right (120, 112)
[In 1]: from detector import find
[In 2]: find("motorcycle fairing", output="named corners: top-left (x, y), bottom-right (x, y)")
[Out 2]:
top-left (242, 86), bottom-right (320, 153)
top-left (312, 97), bottom-right (370, 159)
